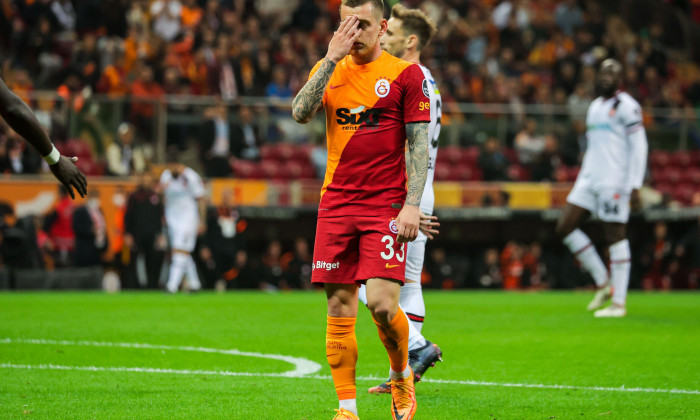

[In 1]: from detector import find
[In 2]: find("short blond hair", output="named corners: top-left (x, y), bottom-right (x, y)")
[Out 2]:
top-left (390, 4), bottom-right (437, 51)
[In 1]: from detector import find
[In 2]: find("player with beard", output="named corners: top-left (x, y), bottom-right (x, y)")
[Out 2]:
top-left (292, 0), bottom-right (430, 418)
top-left (556, 59), bottom-right (648, 317)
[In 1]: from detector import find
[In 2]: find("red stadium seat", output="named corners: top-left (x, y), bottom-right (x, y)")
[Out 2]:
top-left (292, 144), bottom-right (312, 163)
top-left (680, 167), bottom-right (700, 185)
top-left (659, 167), bottom-right (681, 184)
top-left (503, 148), bottom-right (518, 164)
top-left (260, 145), bottom-right (275, 160)
top-left (435, 165), bottom-right (451, 181)
top-left (669, 151), bottom-right (692, 168)
top-left (507, 164), bottom-right (530, 181)
top-left (442, 145), bottom-right (463, 164)
top-left (463, 146), bottom-right (480, 165)
top-left (654, 182), bottom-right (673, 196)
top-left (567, 166), bottom-right (580, 182)
top-left (673, 184), bottom-right (696, 205)
top-left (689, 150), bottom-right (700, 166)
top-left (649, 150), bottom-right (670, 169)
top-left (231, 160), bottom-right (255, 178)
top-left (260, 160), bottom-right (279, 178)
top-left (300, 164), bottom-right (316, 179)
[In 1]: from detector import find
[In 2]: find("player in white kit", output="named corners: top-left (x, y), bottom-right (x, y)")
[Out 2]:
top-left (556, 59), bottom-right (648, 317)
top-left (160, 154), bottom-right (207, 293)
top-left (357, 4), bottom-right (443, 394)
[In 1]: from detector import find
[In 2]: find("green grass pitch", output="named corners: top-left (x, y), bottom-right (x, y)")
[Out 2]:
top-left (0, 291), bottom-right (698, 419)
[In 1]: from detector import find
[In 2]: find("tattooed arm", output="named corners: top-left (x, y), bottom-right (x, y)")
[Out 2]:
top-left (292, 59), bottom-right (336, 124)
top-left (396, 121), bottom-right (429, 243)
top-left (405, 122), bottom-right (430, 206)
top-left (292, 15), bottom-right (361, 124)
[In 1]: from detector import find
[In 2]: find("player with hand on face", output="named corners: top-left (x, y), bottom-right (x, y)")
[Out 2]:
top-left (0, 75), bottom-right (87, 199)
top-left (556, 59), bottom-right (648, 317)
top-left (358, 3), bottom-right (443, 396)
top-left (292, 0), bottom-right (431, 418)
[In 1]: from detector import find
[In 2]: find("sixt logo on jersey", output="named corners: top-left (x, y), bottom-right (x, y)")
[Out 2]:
top-left (336, 105), bottom-right (381, 126)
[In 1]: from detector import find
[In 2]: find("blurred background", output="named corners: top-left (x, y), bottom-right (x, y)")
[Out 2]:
top-left (0, 0), bottom-right (699, 293)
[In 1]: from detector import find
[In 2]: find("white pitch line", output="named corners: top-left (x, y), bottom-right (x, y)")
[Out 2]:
top-left (1, 363), bottom-right (698, 396)
top-left (0, 338), bottom-right (321, 377)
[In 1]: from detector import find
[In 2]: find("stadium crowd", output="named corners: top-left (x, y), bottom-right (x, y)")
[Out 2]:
top-left (0, 0), bottom-right (699, 183)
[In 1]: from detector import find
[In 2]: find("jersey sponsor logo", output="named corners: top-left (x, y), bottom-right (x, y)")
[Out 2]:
top-left (335, 105), bottom-right (381, 128)
top-left (375, 78), bottom-right (390, 98)
top-left (389, 219), bottom-right (398, 234)
top-left (422, 79), bottom-right (430, 98)
top-left (313, 261), bottom-right (340, 271)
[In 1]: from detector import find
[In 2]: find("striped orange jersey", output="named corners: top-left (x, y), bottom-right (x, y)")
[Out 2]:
top-left (309, 51), bottom-right (431, 218)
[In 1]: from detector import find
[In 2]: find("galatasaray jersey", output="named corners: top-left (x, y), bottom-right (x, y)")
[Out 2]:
top-left (309, 51), bottom-right (431, 218)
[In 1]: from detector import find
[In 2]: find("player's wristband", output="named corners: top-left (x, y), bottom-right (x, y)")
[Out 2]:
top-left (43, 145), bottom-right (60, 165)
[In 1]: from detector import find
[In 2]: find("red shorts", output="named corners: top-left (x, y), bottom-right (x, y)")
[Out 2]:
top-left (312, 214), bottom-right (406, 285)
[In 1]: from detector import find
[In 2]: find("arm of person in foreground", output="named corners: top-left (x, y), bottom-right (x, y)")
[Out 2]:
top-left (396, 121), bottom-right (429, 243)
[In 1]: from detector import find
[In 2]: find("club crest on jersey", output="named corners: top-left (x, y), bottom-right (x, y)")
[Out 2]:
top-left (389, 219), bottom-right (398, 234)
top-left (422, 79), bottom-right (430, 98)
top-left (375, 78), bottom-right (390, 98)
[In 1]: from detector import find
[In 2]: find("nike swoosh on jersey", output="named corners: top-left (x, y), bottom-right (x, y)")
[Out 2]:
top-left (329, 84), bottom-right (345, 89)
top-left (386, 263), bottom-right (400, 269)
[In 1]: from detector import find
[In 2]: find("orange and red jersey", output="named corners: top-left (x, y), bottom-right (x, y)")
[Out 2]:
top-left (309, 51), bottom-right (430, 218)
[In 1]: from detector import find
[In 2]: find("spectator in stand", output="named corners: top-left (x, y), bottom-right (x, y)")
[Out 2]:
top-left (261, 239), bottom-right (284, 290)
top-left (515, 118), bottom-right (545, 165)
top-left (3, 136), bottom-right (41, 175)
top-left (70, 34), bottom-right (101, 90)
top-left (44, 186), bottom-right (75, 266)
top-left (97, 54), bottom-right (129, 96)
top-left (150, 0), bottom-right (182, 42)
top-left (492, 0), bottom-right (530, 30)
top-left (555, 0), bottom-right (584, 36)
top-left (500, 241), bottom-right (524, 290)
top-left (673, 214), bottom-right (700, 289)
top-left (106, 122), bottom-right (148, 176)
top-left (640, 222), bottom-right (673, 290)
top-left (282, 237), bottom-right (313, 289)
top-left (531, 135), bottom-right (560, 181)
top-left (72, 189), bottom-right (108, 268)
top-left (124, 172), bottom-right (165, 289)
top-left (473, 248), bottom-right (503, 288)
top-left (231, 105), bottom-right (262, 161)
top-left (200, 189), bottom-right (245, 288)
top-left (478, 137), bottom-right (510, 181)
top-left (129, 66), bottom-right (165, 136)
top-left (200, 101), bottom-right (234, 177)
top-left (180, 0), bottom-right (203, 30)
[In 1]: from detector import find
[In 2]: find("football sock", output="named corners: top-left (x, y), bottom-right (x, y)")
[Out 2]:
top-left (358, 284), bottom-right (368, 307)
top-left (372, 306), bottom-right (409, 376)
top-left (326, 316), bottom-right (358, 403)
top-left (563, 229), bottom-right (608, 287)
top-left (400, 281), bottom-right (425, 333)
top-left (338, 399), bottom-right (358, 416)
top-left (609, 239), bottom-right (631, 306)
top-left (166, 253), bottom-right (188, 293)
top-left (185, 255), bottom-right (201, 291)
top-left (407, 316), bottom-right (427, 351)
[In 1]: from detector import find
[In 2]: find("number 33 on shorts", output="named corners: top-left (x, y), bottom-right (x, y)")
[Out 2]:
top-left (380, 235), bottom-right (405, 264)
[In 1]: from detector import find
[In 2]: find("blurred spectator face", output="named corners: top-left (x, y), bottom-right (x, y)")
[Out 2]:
top-left (87, 189), bottom-right (101, 210)
top-left (118, 123), bottom-right (134, 145)
top-left (138, 172), bottom-right (155, 189)
top-left (381, 17), bottom-right (408, 58)
top-left (83, 34), bottom-right (97, 53)
top-left (222, 189), bottom-right (234, 207)
top-left (140, 67), bottom-right (154, 84)
top-left (294, 238), bottom-right (308, 256)
top-left (268, 240), bottom-right (281, 259)
top-left (163, 68), bottom-right (180, 88)
top-left (431, 248), bottom-right (446, 264)
top-left (524, 119), bottom-right (537, 134)
top-left (484, 137), bottom-right (500, 153)
top-left (544, 135), bottom-right (558, 153)
top-left (272, 67), bottom-right (287, 86)
top-left (654, 222), bottom-right (667, 239)
top-left (339, 1), bottom-right (385, 58)
top-left (485, 248), bottom-right (499, 265)
top-left (239, 106), bottom-right (253, 124)
top-left (530, 243), bottom-right (541, 259)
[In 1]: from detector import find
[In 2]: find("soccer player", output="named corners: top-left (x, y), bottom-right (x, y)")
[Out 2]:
top-left (556, 59), bottom-right (648, 318)
top-left (357, 4), bottom-right (443, 395)
top-left (0, 75), bottom-right (86, 198)
top-left (160, 154), bottom-right (206, 293)
top-left (292, 0), bottom-right (430, 418)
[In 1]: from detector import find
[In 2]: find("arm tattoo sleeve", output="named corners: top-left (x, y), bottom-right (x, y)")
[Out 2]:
top-left (292, 58), bottom-right (336, 124)
top-left (405, 122), bottom-right (429, 206)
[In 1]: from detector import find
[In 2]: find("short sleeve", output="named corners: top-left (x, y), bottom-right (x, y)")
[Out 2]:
top-left (188, 170), bottom-right (206, 199)
top-left (401, 64), bottom-right (431, 125)
top-left (620, 99), bottom-right (644, 134)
